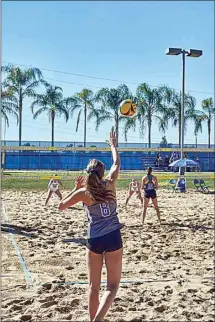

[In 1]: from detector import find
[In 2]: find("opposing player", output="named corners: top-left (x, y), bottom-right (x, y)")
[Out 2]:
top-left (125, 178), bottom-right (143, 206)
top-left (141, 167), bottom-right (161, 225)
top-left (59, 129), bottom-right (123, 322)
top-left (45, 174), bottom-right (63, 206)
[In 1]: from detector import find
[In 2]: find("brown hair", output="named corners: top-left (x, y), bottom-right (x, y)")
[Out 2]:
top-left (86, 159), bottom-right (114, 203)
top-left (147, 167), bottom-right (152, 175)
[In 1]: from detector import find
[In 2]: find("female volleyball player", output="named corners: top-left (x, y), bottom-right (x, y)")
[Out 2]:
top-left (45, 174), bottom-right (63, 206)
top-left (125, 177), bottom-right (143, 206)
top-left (141, 167), bottom-right (161, 225)
top-left (59, 129), bottom-right (123, 322)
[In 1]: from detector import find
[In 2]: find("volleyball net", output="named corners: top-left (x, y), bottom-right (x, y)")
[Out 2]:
top-left (1, 146), bottom-right (214, 173)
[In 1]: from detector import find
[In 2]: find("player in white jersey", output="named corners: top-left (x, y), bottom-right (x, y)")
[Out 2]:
top-left (45, 174), bottom-right (63, 206)
top-left (125, 178), bottom-right (143, 206)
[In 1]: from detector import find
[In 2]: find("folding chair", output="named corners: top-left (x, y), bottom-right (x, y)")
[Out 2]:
top-left (168, 179), bottom-right (176, 191)
top-left (175, 178), bottom-right (186, 192)
top-left (193, 179), bottom-right (202, 192)
top-left (199, 179), bottom-right (210, 193)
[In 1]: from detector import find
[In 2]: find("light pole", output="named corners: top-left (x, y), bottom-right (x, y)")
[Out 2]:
top-left (166, 48), bottom-right (202, 174)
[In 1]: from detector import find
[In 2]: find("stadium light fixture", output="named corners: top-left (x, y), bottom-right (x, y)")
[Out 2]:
top-left (187, 49), bottom-right (203, 58)
top-left (165, 47), bottom-right (203, 174)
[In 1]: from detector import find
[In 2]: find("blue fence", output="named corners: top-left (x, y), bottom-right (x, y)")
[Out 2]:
top-left (3, 150), bottom-right (215, 172)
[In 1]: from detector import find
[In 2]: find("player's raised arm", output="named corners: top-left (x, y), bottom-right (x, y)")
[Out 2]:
top-left (59, 176), bottom-right (86, 210)
top-left (106, 129), bottom-right (120, 182)
top-left (60, 176), bottom-right (85, 201)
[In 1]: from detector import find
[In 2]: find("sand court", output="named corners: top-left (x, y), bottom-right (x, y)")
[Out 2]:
top-left (1, 189), bottom-right (214, 321)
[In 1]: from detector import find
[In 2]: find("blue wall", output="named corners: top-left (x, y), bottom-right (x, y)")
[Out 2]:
top-left (4, 151), bottom-right (215, 172)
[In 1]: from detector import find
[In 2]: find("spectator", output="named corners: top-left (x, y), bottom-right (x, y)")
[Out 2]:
top-left (158, 155), bottom-right (163, 168)
top-left (155, 152), bottom-right (161, 167)
top-left (164, 155), bottom-right (170, 168)
top-left (170, 151), bottom-right (176, 163)
top-left (195, 156), bottom-right (200, 172)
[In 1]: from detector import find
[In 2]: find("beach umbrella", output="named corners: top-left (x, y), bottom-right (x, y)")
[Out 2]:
top-left (169, 158), bottom-right (199, 168)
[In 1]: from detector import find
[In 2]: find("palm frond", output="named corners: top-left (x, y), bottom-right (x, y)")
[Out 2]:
top-left (1, 110), bottom-right (9, 127)
top-left (95, 115), bottom-right (113, 131)
top-left (2, 83), bottom-right (19, 96)
top-left (201, 97), bottom-right (215, 120)
top-left (87, 108), bottom-right (100, 121)
top-left (22, 80), bottom-right (43, 97)
top-left (154, 115), bottom-right (168, 133)
top-left (33, 106), bottom-right (49, 120)
top-left (76, 109), bottom-right (82, 132)
top-left (70, 104), bottom-right (82, 117)
top-left (64, 97), bottom-right (78, 108)
top-left (55, 104), bottom-right (69, 122)
top-left (139, 119), bottom-right (145, 138)
top-left (94, 88), bottom-right (109, 104)
top-left (30, 96), bottom-right (49, 113)
top-left (122, 117), bottom-right (137, 141)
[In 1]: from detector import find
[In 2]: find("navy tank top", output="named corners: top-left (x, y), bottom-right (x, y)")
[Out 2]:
top-left (144, 174), bottom-right (155, 191)
top-left (83, 199), bottom-right (124, 239)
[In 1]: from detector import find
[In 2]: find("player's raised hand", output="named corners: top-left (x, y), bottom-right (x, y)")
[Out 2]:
top-left (106, 128), bottom-right (117, 147)
top-left (75, 175), bottom-right (85, 189)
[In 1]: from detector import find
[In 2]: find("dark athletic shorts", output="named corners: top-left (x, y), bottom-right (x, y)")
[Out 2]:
top-left (86, 229), bottom-right (123, 254)
top-left (144, 189), bottom-right (157, 199)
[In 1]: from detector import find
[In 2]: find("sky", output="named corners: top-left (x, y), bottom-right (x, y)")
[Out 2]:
top-left (2, 1), bottom-right (214, 146)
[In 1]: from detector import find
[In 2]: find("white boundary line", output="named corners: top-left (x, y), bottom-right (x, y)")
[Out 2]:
top-left (2, 203), bottom-right (33, 288)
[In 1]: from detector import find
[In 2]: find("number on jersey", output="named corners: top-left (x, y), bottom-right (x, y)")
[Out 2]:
top-left (100, 203), bottom-right (111, 217)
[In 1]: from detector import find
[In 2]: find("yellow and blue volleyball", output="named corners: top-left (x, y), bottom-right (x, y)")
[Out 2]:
top-left (119, 99), bottom-right (137, 117)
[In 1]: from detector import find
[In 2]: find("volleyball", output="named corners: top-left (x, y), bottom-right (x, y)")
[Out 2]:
top-left (119, 99), bottom-right (137, 117)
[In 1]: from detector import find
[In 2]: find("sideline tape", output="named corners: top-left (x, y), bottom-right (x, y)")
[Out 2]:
top-left (1, 146), bottom-right (215, 152)
top-left (2, 174), bottom-right (215, 180)
top-left (2, 203), bottom-right (33, 288)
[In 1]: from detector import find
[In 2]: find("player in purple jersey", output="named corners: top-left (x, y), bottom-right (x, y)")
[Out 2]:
top-left (59, 129), bottom-right (123, 322)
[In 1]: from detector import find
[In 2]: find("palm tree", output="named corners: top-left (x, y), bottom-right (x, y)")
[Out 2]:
top-left (193, 98), bottom-right (215, 171)
top-left (92, 84), bottom-right (133, 146)
top-left (1, 89), bottom-right (19, 145)
top-left (30, 82), bottom-right (69, 147)
top-left (162, 89), bottom-right (197, 147)
top-left (199, 98), bottom-right (214, 148)
top-left (68, 89), bottom-right (95, 148)
top-left (2, 65), bottom-right (43, 146)
top-left (1, 88), bottom-right (19, 127)
top-left (124, 83), bottom-right (168, 147)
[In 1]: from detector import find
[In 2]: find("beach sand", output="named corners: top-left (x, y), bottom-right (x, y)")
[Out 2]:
top-left (1, 189), bottom-right (214, 321)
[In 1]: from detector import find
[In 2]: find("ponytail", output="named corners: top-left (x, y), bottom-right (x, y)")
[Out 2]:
top-left (147, 167), bottom-right (152, 175)
top-left (86, 159), bottom-right (114, 203)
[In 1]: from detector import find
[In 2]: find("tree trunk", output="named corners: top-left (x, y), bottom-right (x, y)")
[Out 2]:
top-left (178, 126), bottom-right (181, 148)
top-left (148, 114), bottom-right (151, 148)
top-left (178, 113), bottom-right (181, 148)
top-left (4, 118), bottom-right (7, 145)
top-left (19, 96), bottom-right (22, 146)
top-left (84, 103), bottom-right (87, 148)
top-left (51, 110), bottom-right (55, 147)
top-left (208, 119), bottom-right (211, 148)
top-left (115, 114), bottom-right (119, 147)
top-left (208, 119), bottom-right (211, 170)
